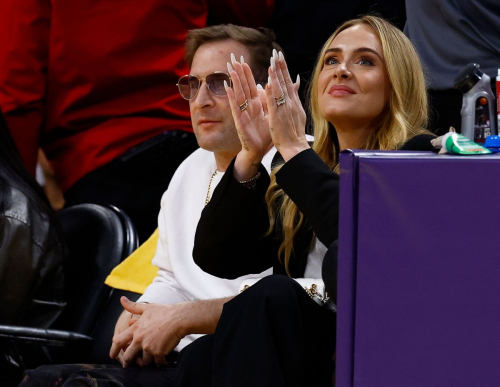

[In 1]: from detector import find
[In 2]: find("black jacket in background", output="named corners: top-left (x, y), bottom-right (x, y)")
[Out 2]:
top-left (0, 184), bottom-right (66, 328)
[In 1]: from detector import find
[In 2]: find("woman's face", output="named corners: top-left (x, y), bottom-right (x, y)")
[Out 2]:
top-left (317, 24), bottom-right (391, 130)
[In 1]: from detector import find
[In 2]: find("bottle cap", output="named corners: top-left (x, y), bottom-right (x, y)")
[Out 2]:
top-left (454, 63), bottom-right (483, 93)
top-left (498, 69), bottom-right (500, 77)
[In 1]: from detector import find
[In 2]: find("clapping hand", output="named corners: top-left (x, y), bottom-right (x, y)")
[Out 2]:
top-left (224, 53), bottom-right (272, 180)
top-left (265, 49), bottom-right (309, 162)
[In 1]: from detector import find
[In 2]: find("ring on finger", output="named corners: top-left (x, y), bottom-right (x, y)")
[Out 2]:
top-left (239, 99), bottom-right (249, 112)
top-left (274, 93), bottom-right (286, 107)
top-left (273, 92), bottom-right (285, 101)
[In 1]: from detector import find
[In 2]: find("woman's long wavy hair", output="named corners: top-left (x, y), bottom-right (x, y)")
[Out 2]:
top-left (266, 15), bottom-right (430, 274)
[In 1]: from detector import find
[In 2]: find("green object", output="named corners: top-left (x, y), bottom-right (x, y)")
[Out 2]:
top-left (442, 132), bottom-right (492, 155)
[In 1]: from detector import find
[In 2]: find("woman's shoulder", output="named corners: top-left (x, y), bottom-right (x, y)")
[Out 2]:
top-left (399, 131), bottom-right (436, 151)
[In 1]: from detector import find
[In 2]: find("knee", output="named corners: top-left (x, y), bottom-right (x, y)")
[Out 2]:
top-left (20, 365), bottom-right (64, 387)
top-left (252, 275), bottom-right (302, 302)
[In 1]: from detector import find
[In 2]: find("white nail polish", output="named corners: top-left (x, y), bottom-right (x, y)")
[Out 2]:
top-left (257, 84), bottom-right (263, 90)
top-left (224, 80), bottom-right (228, 90)
top-left (278, 51), bottom-right (284, 60)
top-left (227, 62), bottom-right (233, 73)
top-left (241, 55), bottom-right (245, 64)
top-left (230, 53), bottom-right (236, 65)
top-left (268, 76), bottom-right (272, 86)
top-left (273, 49), bottom-right (278, 59)
top-left (271, 57), bottom-right (276, 71)
top-left (296, 74), bottom-right (300, 85)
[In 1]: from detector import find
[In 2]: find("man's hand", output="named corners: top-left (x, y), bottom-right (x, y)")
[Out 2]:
top-left (110, 309), bottom-right (135, 366)
top-left (109, 296), bottom-right (231, 368)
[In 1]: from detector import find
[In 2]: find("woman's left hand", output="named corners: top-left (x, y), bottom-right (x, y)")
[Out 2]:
top-left (266, 50), bottom-right (309, 162)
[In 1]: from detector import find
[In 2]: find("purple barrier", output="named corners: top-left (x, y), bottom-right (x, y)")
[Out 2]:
top-left (336, 150), bottom-right (500, 387)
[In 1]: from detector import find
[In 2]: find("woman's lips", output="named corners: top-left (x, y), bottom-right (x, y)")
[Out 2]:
top-left (328, 85), bottom-right (356, 96)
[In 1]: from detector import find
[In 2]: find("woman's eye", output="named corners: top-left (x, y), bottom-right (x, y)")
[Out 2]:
top-left (358, 57), bottom-right (374, 66)
top-left (324, 56), bottom-right (339, 66)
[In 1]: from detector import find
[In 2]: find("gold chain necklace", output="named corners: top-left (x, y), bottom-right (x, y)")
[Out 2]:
top-left (205, 169), bottom-right (218, 205)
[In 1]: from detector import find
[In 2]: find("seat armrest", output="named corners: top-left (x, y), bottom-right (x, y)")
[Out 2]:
top-left (0, 325), bottom-right (93, 347)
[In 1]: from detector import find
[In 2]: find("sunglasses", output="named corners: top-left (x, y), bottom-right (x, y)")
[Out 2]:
top-left (177, 72), bottom-right (232, 100)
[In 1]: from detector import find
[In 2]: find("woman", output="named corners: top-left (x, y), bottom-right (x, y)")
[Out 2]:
top-left (186, 15), bottom-right (435, 387)
top-left (0, 112), bottom-right (66, 329)
top-left (194, 15), bottom-right (433, 279)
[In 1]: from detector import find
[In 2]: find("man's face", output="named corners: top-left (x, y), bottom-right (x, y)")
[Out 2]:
top-left (189, 40), bottom-right (251, 155)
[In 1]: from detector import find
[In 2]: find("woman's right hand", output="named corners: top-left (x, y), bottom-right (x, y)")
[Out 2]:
top-left (225, 54), bottom-right (271, 181)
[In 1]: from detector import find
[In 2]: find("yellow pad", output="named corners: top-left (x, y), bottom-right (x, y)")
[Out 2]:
top-left (104, 228), bottom-right (159, 294)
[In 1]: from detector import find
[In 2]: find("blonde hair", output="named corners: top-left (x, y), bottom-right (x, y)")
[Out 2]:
top-left (266, 15), bottom-right (430, 275)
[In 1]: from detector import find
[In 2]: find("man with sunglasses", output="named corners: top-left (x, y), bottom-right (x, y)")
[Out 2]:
top-left (21, 24), bottom-right (282, 387)
top-left (0, 0), bottom-right (274, 245)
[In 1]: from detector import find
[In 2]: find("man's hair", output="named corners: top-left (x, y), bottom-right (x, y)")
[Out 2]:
top-left (185, 24), bottom-right (282, 84)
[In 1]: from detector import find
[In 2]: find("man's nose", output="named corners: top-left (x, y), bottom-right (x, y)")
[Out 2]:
top-left (192, 81), bottom-right (214, 108)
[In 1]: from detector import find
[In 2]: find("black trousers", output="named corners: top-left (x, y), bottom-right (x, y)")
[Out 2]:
top-left (20, 276), bottom-right (336, 387)
top-left (176, 275), bottom-right (337, 387)
top-left (64, 130), bottom-right (198, 243)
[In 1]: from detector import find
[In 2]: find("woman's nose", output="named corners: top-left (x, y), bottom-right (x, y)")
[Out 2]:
top-left (333, 63), bottom-right (351, 80)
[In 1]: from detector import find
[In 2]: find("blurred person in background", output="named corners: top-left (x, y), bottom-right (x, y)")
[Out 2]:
top-left (0, 111), bottom-right (66, 378)
top-left (0, 0), bottom-right (274, 242)
top-left (405, 0), bottom-right (500, 135)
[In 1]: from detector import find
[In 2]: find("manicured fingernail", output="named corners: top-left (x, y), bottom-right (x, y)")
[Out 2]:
top-left (273, 49), bottom-right (278, 59)
top-left (278, 51), bottom-right (284, 60)
top-left (257, 84), bottom-right (263, 90)
top-left (231, 53), bottom-right (236, 65)
top-left (296, 74), bottom-right (300, 85)
top-left (227, 62), bottom-right (233, 73)
top-left (271, 57), bottom-right (276, 71)
top-left (268, 76), bottom-right (272, 86)
top-left (224, 80), bottom-right (228, 90)
top-left (240, 55), bottom-right (245, 64)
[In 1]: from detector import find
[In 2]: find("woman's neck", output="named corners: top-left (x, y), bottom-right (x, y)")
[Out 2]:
top-left (334, 122), bottom-right (375, 151)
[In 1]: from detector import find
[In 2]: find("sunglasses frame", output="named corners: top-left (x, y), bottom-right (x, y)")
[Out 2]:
top-left (177, 71), bottom-right (232, 100)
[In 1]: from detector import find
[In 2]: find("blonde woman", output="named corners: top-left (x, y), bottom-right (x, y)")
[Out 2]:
top-left (189, 16), bottom-right (435, 387)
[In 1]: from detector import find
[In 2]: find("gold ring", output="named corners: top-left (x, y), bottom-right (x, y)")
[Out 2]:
top-left (275, 94), bottom-right (286, 107)
top-left (239, 99), bottom-right (249, 112)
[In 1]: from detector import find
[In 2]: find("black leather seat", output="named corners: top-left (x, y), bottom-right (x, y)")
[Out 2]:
top-left (0, 204), bottom-right (139, 374)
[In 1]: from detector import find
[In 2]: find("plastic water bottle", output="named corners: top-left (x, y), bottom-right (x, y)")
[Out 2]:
top-left (454, 63), bottom-right (496, 143)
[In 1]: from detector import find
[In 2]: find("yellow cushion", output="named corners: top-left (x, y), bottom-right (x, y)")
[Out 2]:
top-left (104, 228), bottom-right (159, 294)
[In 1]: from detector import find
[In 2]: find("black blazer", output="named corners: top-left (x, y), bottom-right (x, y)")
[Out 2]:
top-left (193, 134), bottom-right (436, 280)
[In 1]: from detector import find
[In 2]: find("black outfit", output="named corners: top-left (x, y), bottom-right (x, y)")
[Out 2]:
top-left (189, 135), bottom-right (435, 387)
top-left (194, 134), bottom-right (436, 278)
top-left (176, 276), bottom-right (336, 387)
top-left (0, 183), bottom-right (65, 328)
top-left (65, 130), bottom-right (198, 243)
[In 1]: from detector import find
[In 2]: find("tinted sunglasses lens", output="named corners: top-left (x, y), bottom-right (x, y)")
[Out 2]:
top-left (178, 75), bottom-right (200, 100)
top-left (207, 73), bottom-right (230, 96)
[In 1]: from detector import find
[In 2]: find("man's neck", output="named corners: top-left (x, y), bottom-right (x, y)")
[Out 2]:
top-left (214, 151), bottom-right (239, 172)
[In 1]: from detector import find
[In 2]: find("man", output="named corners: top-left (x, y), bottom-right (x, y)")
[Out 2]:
top-left (21, 24), bottom-right (281, 387)
top-left (0, 0), bottom-right (273, 242)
